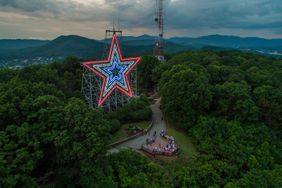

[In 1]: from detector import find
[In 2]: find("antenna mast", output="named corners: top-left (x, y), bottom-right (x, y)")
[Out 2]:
top-left (154, 0), bottom-right (165, 62)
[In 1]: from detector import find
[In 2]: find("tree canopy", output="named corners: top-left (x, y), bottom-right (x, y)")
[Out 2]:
top-left (0, 50), bottom-right (281, 187)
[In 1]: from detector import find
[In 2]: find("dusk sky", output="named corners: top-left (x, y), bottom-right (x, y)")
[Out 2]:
top-left (0, 0), bottom-right (281, 39)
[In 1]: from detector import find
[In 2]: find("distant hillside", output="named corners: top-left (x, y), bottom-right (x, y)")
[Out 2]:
top-left (1, 34), bottom-right (282, 68)
top-left (169, 35), bottom-right (282, 54)
top-left (2, 35), bottom-right (104, 59)
top-left (0, 39), bottom-right (49, 50)
top-left (0, 39), bottom-right (49, 55)
top-left (0, 35), bottom-right (189, 62)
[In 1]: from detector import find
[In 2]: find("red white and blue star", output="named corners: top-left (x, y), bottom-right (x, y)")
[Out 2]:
top-left (82, 34), bottom-right (141, 107)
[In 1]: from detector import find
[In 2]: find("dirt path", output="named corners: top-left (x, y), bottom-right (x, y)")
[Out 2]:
top-left (108, 98), bottom-right (166, 153)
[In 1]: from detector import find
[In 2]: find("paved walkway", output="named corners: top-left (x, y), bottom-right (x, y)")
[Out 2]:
top-left (108, 98), bottom-right (166, 153)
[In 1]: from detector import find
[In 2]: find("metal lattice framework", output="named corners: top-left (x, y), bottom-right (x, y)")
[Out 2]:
top-left (81, 30), bottom-right (138, 111)
top-left (154, 0), bottom-right (165, 62)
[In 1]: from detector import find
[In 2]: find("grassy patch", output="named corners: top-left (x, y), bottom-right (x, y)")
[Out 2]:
top-left (137, 121), bottom-right (151, 130)
top-left (166, 123), bottom-right (198, 162)
top-left (110, 125), bottom-right (128, 144)
top-left (110, 121), bottom-right (151, 143)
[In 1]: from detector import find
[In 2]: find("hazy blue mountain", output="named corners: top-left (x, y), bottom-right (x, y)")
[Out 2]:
top-left (1, 35), bottom-right (105, 60)
top-left (122, 34), bottom-right (156, 41)
top-left (169, 34), bottom-right (282, 50)
top-left (102, 34), bottom-right (156, 46)
top-left (19, 35), bottom-right (104, 58)
top-left (0, 39), bottom-right (49, 50)
top-left (0, 39), bottom-right (49, 56)
top-left (1, 34), bottom-right (282, 68)
top-left (0, 35), bottom-right (188, 59)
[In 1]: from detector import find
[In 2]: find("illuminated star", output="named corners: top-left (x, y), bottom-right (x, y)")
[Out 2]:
top-left (82, 34), bottom-right (141, 106)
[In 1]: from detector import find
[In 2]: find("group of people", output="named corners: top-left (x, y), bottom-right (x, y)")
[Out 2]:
top-left (152, 146), bottom-right (162, 154)
top-left (163, 138), bottom-right (177, 153)
top-left (146, 137), bottom-right (155, 145)
top-left (143, 130), bottom-right (178, 156)
top-left (146, 130), bottom-right (158, 144)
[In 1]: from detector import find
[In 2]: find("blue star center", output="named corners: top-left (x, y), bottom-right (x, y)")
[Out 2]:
top-left (102, 53), bottom-right (129, 87)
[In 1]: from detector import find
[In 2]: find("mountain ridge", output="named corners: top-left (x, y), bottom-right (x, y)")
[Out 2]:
top-left (1, 34), bottom-right (282, 68)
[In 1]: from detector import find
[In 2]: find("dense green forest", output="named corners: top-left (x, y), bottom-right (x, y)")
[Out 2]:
top-left (157, 51), bottom-right (282, 187)
top-left (0, 51), bottom-right (281, 187)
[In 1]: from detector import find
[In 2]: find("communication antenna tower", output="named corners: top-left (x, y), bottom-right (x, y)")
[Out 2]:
top-left (154, 0), bottom-right (165, 61)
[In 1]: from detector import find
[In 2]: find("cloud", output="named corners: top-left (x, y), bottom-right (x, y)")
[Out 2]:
top-left (0, 0), bottom-right (282, 38)
top-left (0, 0), bottom-right (58, 13)
top-left (165, 0), bottom-right (282, 30)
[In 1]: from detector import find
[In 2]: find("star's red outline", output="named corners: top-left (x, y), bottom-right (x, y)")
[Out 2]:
top-left (82, 34), bottom-right (141, 107)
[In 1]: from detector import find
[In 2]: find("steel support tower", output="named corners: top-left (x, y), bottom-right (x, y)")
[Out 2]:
top-left (81, 29), bottom-right (138, 111)
top-left (154, 0), bottom-right (165, 61)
